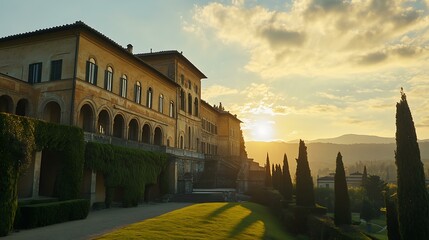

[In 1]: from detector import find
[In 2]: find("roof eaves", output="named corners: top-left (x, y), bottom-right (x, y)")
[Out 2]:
top-left (0, 21), bottom-right (180, 88)
top-left (136, 51), bottom-right (207, 79)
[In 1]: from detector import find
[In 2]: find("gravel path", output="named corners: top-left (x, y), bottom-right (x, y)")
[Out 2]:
top-left (5, 202), bottom-right (192, 240)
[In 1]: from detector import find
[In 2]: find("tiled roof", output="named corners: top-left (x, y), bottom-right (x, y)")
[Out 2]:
top-left (0, 21), bottom-right (180, 88)
top-left (200, 99), bottom-right (242, 123)
top-left (136, 51), bottom-right (207, 79)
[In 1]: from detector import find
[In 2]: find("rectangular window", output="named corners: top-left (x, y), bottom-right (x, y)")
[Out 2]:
top-left (120, 78), bottom-right (127, 98)
top-left (28, 62), bottom-right (42, 83)
top-left (105, 70), bottom-right (113, 91)
top-left (85, 61), bottom-right (98, 84)
top-left (50, 59), bottom-right (62, 81)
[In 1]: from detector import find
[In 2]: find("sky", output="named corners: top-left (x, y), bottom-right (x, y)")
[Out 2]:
top-left (2, 0), bottom-right (429, 142)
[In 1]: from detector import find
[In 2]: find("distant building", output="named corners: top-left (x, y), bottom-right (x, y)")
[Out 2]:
top-left (317, 172), bottom-right (364, 189)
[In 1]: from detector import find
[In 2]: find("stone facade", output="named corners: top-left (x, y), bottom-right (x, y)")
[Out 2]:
top-left (0, 21), bottom-right (248, 203)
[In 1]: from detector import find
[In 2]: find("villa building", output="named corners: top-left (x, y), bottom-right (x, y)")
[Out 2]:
top-left (317, 172), bottom-right (364, 189)
top-left (0, 21), bottom-right (248, 204)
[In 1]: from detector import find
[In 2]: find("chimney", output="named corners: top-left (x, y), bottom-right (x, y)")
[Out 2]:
top-left (127, 44), bottom-right (133, 53)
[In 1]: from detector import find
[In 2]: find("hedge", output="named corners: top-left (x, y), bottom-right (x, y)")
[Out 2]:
top-left (306, 215), bottom-right (371, 240)
top-left (0, 113), bottom-right (84, 236)
top-left (16, 199), bottom-right (90, 229)
top-left (85, 142), bottom-right (168, 207)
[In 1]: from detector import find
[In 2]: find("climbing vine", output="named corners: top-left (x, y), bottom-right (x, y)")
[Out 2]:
top-left (85, 142), bottom-right (168, 207)
top-left (0, 113), bottom-right (84, 236)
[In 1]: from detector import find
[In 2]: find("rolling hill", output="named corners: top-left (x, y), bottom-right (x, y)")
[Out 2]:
top-left (245, 134), bottom-right (429, 180)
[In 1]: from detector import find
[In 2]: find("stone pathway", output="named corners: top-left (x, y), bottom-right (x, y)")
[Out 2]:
top-left (5, 202), bottom-right (192, 240)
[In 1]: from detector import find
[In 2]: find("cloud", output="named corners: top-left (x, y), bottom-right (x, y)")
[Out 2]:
top-left (202, 85), bottom-right (238, 100)
top-left (260, 27), bottom-right (306, 47)
top-left (187, 0), bottom-right (429, 78)
top-left (222, 83), bottom-right (292, 118)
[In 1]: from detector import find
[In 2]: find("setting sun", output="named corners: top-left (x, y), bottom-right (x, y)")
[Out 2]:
top-left (252, 121), bottom-right (274, 141)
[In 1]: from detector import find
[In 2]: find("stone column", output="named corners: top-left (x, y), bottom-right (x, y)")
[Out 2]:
top-left (169, 158), bottom-right (178, 194)
top-left (32, 151), bottom-right (42, 198)
top-left (90, 171), bottom-right (97, 206)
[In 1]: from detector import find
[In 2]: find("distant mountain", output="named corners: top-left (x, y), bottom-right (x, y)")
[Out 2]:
top-left (287, 134), bottom-right (429, 144)
top-left (308, 134), bottom-right (395, 144)
top-left (245, 140), bottom-right (429, 180)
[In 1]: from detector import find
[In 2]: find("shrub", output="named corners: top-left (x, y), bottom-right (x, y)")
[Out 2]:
top-left (16, 199), bottom-right (89, 229)
top-left (315, 187), bottom-right (334, 211)
top-left (246, 187), bottom-right (283, 215)
top-left (307, 215), bottom-right (371, 240)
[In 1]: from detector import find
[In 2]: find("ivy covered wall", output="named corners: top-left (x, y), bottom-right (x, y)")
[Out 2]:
top-left (0, 113), bottom-right (84, 236)
top-left (85, 142), bottom-right (168, 207)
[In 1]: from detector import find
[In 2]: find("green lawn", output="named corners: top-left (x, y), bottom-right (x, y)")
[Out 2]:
top-left (94, 202), bottom-right (296, 240)
top-left (352, 213), bottom-right (387, 240)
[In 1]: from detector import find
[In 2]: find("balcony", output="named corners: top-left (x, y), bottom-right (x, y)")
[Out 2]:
top-left (83, 132), bottom-right (204, 160)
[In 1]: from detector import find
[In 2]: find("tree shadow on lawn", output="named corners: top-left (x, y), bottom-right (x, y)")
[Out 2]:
top-left (206, 202), bottom-right (236, 220)
top-left (228, 210), bottom-right (260, 239)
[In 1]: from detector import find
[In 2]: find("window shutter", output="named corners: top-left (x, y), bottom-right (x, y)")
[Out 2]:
top-left (120, 78), bottom-right (123, 96)
top-left (37, 63), bottom-right (42, 83)
top-left (104, 70), bottom-right (108, 89)
top-left (28, 64), bottom-right (34, 83)
top-left (94, 65), bottom-right (98, 85)
top-left (134, 84), bottom-right (137, 102)
top-left (85, 61), bottom-right (90, 82)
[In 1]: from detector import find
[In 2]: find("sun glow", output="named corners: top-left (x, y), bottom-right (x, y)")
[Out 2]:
top-left (252, 121), bottom-right (274, 141)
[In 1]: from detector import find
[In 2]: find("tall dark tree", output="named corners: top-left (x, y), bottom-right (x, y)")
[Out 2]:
top-left (362, 165), bottom-right (368, 187)
top-left (295, 140), bottom-right (315, 207)
top-left (282, 153), bottom-right (293, 200)
top-left (395, 90), bottom-right (429, 239)
top-left (272, 164), bottom-right (276, 189)
top-left (334, 152), bottom-right (351, 225)
top-left (385, 193), bottom-right (401, 240)
top-left (362, 175), bottom-right (386, 217)
top-left (265, 153), bottom-right (272, 187)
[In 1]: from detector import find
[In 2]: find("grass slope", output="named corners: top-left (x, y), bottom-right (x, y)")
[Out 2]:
top-left (94, 202), bottom-right (296, 240)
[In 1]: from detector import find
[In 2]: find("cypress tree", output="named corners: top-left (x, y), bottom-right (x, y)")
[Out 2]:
top-left (276, 164), bottom-right (283, 192)
top-left (395, 90), bottom-right (429, 239)
top-left (295, 140), bottom-right (315, 207)
top-left (265, 153), bottom-right (272, 187)
top-left (362, 165), bottom-right (368, 187)
top-left (334, 152), bottom-right (351, 225)
top-left (272, 164), bottom-right (276, 189)
top-left (385, 193), bottom-right (401, 240)
top-left (276, 164), bottom-right (282, 191)
top-left (282, 153), bottom-right (293, 201)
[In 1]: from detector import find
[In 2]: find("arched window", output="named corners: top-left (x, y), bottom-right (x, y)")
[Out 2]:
top-left (43, 101), bottom-right (61, 124)
top-left (180, 88), bottom-right (185, 111)
top-left (158, 94), bottom-right (164, 113)
top-left (194, 97), bottom-right (199, 117)
top-left (105, 66), bottom-right (113, 91)
top-left (86, 58), bottom-right (98, 85)
top-left (98, 110), bottom-right (110, 135)
top-left (147, 87), bottom-right (153, 108)
top-left (188, 93), bottom-right (192, 115)
top-left (135, 82), bottom-right (142, 104)
top-left (180, 74), bottom-right (184, 85)
top-left (169, 101), bottom-right (174, 118)
top-left (120, 74), bottom-right (127, 98)
top-left (154, 127), bottom-right (163, 145)
top-left (79, 104), bottom-right (94, 132)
